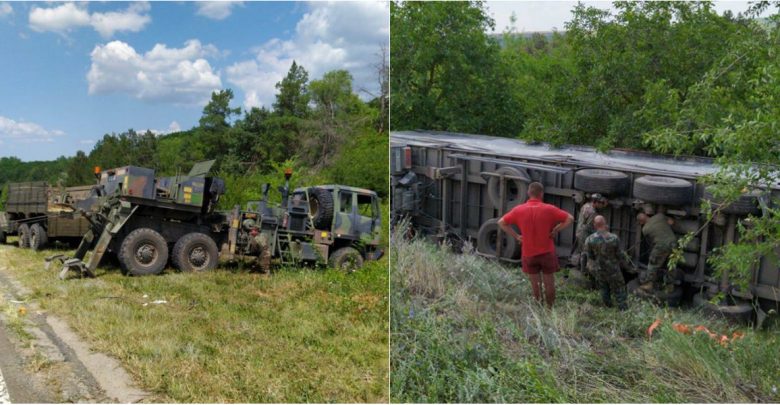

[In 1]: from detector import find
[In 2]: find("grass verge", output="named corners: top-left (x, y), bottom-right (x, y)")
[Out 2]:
top-left (0, 243), bottom-right (388, 403)
top-left (390, 229), bottom-right (780, 403)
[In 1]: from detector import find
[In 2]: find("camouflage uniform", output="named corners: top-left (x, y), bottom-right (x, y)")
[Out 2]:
top-left (575, 202), bottom-right (599, 279)
top-left (639, 213), bottom-right (677, 288)
top-left (584, 230), bottom-right (629, 310)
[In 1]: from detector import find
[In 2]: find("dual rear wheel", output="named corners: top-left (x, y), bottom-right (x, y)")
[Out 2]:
top-left (118, 228), bottom-right (218, 276)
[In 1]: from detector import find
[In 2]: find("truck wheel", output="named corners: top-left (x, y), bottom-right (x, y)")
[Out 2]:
top-left (477, 219), bottom-right (520, 259)
top-left (702, 188), bottom-right (760, 216)
top-left (487, 166), bottom-right (529, 210)
top-left (633, 176), bottom-right (693, 206)
top-left (574, 169), bottom-right (629, 195)
top-left (29, 223), bottom-right (48, 251)
top-left (329, 247), bottom-right (364, 272)
top-left (693, 293), bottom-right (754, 324)
top-left (118, 228), bottom-right (169, 276)
top-left (308, 187), bottom-right (334, 230)
top-left (172, 233), bottom-right (218, 272)
top-left (17, 224), bottom-right (30, 248)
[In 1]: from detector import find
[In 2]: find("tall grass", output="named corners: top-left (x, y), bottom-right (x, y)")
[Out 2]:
top-left (390, 225), bottom-right (780, 403)
top-left (0, 245), bottom-right (388, 403)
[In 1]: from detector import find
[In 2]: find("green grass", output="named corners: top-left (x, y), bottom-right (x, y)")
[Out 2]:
top-left (390, 228), bottom-right (780, 403)
top-left (0, 243), bottom-right (388, 403)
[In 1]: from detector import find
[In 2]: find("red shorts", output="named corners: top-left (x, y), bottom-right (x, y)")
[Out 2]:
top-left (521, 252), bottom-right (559, 275)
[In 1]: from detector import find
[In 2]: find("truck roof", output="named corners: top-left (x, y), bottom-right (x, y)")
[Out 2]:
top-left (392, 130), bottom-right (780, 189)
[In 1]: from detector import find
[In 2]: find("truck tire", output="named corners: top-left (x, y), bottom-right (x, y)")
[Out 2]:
top-left (487, 166), bottom-right (529, 210)
top-left (172, 232), bottom-right (218, 272)
top-left (573, 169), bottom-right (629, 195)
top-left (672, 219), bottom-right (700, 234)
top-left (702, 188), bottom-right (760, 216)
top-left (308, 187), bottom-right (334, 230)
top-left (329, 246), bottom-right (364, 272)
top-left (118, 228), bottom-right (169, 276)
top-left (29, 223), bottom-right (48, 251)
top-left (477, 219), bottom-right (520, 260)
top-left (693, 293), bottom-right (754, 324)
top-left (633, 176), bottom-right (693, 206)
top-left (17, 224), bottom-right (30, 248)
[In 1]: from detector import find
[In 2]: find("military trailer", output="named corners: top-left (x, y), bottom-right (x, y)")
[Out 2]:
top-left (0, 182), bottom-right (93, 249)
top-left (47, 161), bottom-right (383, 278)
top-left (390, 130), bottom-right (780, 322)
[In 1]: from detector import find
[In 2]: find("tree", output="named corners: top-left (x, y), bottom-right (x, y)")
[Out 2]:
top-left (306, 70), bottom-right (368, 167)
top-left (199, 89), bottom-right (241, 130)
top-left (273, 61), bottom-right (310, 118)
top-left (390, 1), bottom-right (522, 136)
top-left (65, 151), bottom-right (92, 186)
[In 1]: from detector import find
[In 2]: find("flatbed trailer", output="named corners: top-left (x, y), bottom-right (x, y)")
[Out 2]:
top-left (390, 130), bottom-right (780, 320)
top-left (0, 182), bottom-right (93, 249)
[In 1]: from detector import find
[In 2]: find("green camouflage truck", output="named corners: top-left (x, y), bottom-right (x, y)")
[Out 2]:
top-left (0, 182), bottom-right (93, 249)
top-left (47, 161), bottom-right (383, 278)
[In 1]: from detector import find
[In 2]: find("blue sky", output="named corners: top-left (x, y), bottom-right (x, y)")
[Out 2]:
top-left (0, 1), bottom-right (389, 161)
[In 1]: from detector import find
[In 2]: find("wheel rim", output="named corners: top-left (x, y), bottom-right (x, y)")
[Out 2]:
top-left (310, 197), bottom-right (320, 217)
top-left (135, 242), bottom-right (158, 266)
top-left (188, 245), bottom-right (209, 270)
top-left (340, 254), bottom-right (358, 270)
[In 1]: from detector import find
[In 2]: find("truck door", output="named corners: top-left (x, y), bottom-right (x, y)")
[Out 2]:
top-left (356, 193), bottom-right (381, 244)
top-left (333, 190), bottom-right (356, 237)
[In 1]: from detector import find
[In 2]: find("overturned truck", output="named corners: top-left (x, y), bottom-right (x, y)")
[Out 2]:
top-left (47, 160), bottom-right (383, 278)
top-left (390, 130), bottom-right (780, 321)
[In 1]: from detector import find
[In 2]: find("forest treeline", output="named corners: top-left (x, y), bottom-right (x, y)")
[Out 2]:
top-left (391, 0), bottom-right (779, 291)
top-left (391, 1), bottom-right (778, 155)
top-left (1, 60), bottom-right (389, 202)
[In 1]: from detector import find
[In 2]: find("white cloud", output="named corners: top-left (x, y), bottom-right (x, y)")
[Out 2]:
top-left (87, 39), bottom-right (222, 105)
top-left (90, 2), bottom-right (151, 38)
top-left (196, 1), bottom-right (243, 20)
top-left (141, 121), bottom-right (183, 136)
top-left (226, 2), bottom-right (389, 109)
top-left (0, 116), bottom-right (65, 143)
top-left (29, 2), bottom-right (151, 38)
top-left (0, 2), bottom-right (13, 18)
top-left (29, 3), bottom-right (90, 33)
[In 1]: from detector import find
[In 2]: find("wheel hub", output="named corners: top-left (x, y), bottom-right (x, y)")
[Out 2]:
top-left (135, 243), bottom-right (157, 265)
top-left (189, 246), bottom-right (208, 268)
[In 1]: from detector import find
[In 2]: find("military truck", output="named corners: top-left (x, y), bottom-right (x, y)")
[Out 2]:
top-left (0, 182), bottom-right (93, 249)
top-left (391, 130), bottom-right (780, 323)
top-left (47, 161), bottom-right (383, 278)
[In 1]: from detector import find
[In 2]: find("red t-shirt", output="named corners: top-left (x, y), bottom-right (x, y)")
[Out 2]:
top-left (501, 198), bottom-right (570, 258)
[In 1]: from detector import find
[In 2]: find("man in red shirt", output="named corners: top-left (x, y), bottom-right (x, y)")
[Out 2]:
top-left (498, 182), bottom-right (574, 308)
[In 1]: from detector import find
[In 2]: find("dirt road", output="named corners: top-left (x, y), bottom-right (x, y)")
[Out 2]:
top-left (0, 246), bottom-right (148, 403)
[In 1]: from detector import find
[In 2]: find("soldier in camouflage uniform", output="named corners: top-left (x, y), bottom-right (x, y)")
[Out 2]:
top-left (573, 194), bottom-right (608, 282)
top-left (583, 215), bottom-right (630, 310)
top-left (637, 212), bottom-right (677, 292)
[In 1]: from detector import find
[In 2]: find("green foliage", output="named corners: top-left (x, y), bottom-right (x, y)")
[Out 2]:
top-left (199, 89), bottom-right (241, 130)
top-left (390, 1), bottom-right (523, 136)
top-left (273, 61), bottom-right (311, 118)
top-left (326, 130), bottom-right (389, 197)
